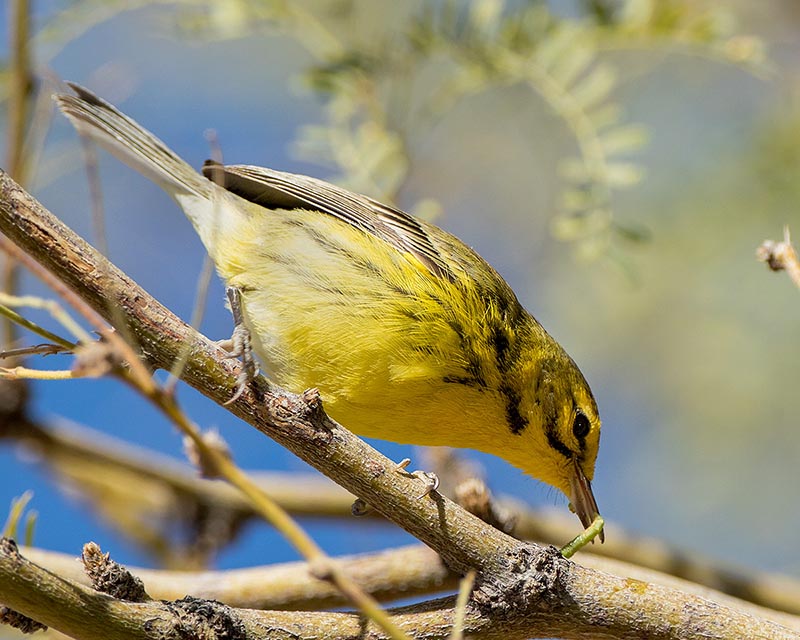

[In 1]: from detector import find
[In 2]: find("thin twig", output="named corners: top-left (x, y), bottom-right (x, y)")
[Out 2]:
top-left (0, 366), bottom-right (75, 380)
top-left (164, 254), bottom-right (214, 395)
top-left (0, 301), bottom-right (75, 350)
top-left (151, 391), bottom-right (412, 640)
top-left (0, 344), bottom-right (70, 358)
top-left (0, 234), bottom-right (154, 391)
top-left (6, 0), bottom-right (33, 183)
top-left (21, 543), bottom-right (452, 611)
top-left (0, 292), bottom-right (91, 345)
top-left (757, 226), bottom-right (800, 290)
top-left (80, 139), bottom-right (108, 259)
top-left (76, 135), bottom-right (147, 385)
top-left (163, 129), bottom-right (225, 393)
top-left (449, 569), bottom-right (475, 640)
top-left (3, 0), bottom-right (34, 351)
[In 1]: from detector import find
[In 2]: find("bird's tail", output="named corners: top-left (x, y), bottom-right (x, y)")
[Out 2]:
top-left (54, 83), bottom-right (253, 255)
top-left (55, 83), bottom-right (212, 200)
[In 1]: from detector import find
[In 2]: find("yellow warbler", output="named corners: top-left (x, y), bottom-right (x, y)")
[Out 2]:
top-left (56, 84), bottom-right (603, 545)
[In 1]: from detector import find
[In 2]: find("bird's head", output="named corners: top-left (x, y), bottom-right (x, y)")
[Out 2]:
top-left (508, 348), bottom-right (603, 540)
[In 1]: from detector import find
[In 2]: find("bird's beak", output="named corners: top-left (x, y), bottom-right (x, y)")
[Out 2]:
top-left (569, 457), bottom-right (604, 543)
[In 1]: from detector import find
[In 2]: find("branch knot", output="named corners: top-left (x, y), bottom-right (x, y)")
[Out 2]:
top-left (266, 388), bottom-right (332, 443)
top-left (162, 596), bottom-right (247, 640)
top-left (473, 544), bottom-right (566, 618)
top-left (81, 542), bottom-right (148, 602)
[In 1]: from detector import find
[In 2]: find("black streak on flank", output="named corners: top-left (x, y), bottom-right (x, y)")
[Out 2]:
top-left (444, 317), bottom-right (487, 388)
top-left (501, 385), bottom-right (528, 435)
top-left (491, 324), bottom-right (511, 369)
top-left (443, 375), bottom-right (485, 390)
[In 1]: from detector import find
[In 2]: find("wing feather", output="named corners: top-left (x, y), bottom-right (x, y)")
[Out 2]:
top-left (202, 161), bottom-right (454, 280)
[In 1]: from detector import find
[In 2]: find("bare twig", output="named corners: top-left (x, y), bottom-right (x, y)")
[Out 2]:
top-left (171, 402), bottom-right (411, 640)
top-left (0, 235), bottom-right (153, 390)
top-left (0, 343), bottom-right (71, 358)
top-left (0, 0), bottom-right (35, 427)
top-left (0, 299), bottom-right (75, 350)
top-left (450, 570), bottom-right (476, 640)
top-left (0, 292), bottom-right (91, 345)
top-left (757, 226), bottom-right (800, 289)
top-left (6, 0), bottom-right (33, 183)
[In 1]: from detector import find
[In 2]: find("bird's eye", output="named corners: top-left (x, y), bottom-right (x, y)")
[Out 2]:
top-left (573, 411), bottom-right (591, 440)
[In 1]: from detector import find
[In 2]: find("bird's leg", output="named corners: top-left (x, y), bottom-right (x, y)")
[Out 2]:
top-left (219, 286), bottom-right (259, 404)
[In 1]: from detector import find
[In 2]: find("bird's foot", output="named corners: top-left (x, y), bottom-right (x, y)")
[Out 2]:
top-left (220, 287), bottom-right (259, 404)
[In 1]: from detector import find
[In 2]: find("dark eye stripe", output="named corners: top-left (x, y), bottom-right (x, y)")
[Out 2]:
top-left (545, 427), bottom-right (573, 459)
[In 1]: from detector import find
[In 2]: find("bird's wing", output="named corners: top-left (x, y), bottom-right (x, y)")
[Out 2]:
top-left (202, 161), bottom-right (454, 280)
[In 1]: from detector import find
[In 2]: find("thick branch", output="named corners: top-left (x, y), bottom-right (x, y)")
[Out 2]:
top-left (3, 539), bottom-right (799, 640)
top-left (22, 544), bottom-right (454, 611)
top-left (0, 538), bottom-right (371, 640)
top-left (22, 542), bottom-right (800, 632)
top-left (1, 170), bottom-right (799, 639)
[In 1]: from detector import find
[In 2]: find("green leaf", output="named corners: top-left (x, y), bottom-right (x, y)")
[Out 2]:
top-left (586, 103), bottom-right (624, 129)
top-left (558, 157), bottom-right (590, 182)
top-left (570, 64), bottom-right (617, 110)
top-left (599, 124), bottom-right (649, 155)
top-left (550, 43), bottom-right (594, 88)
top-left (604, 162), bottom-right (645, 187)
top-left (469, 0), bottom-right (504, 34)
top-left (535, 25), bottom-right (581, 71)
top-left (560, 187), bottom-right (594, 212)
top-left (613, 220), bottom-right (652, 242)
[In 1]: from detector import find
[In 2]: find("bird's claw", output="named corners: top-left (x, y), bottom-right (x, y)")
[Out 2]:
top-left (221, 287), bottom-right (259, 404)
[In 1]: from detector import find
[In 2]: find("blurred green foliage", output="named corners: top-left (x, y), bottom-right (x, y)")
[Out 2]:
top-left (16, 0), bottom-right (767, 259)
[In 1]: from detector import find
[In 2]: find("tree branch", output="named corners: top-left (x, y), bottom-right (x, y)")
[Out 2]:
top-left (3, 539), bottom-right (800, 640)
top-left (22, 544), bottom-right (453, 611)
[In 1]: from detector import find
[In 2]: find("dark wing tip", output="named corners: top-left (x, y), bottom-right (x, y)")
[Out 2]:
top-left (61, 82), bottom-right (106, 107)
top-left (202, 159), bottom-right (226, 185)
